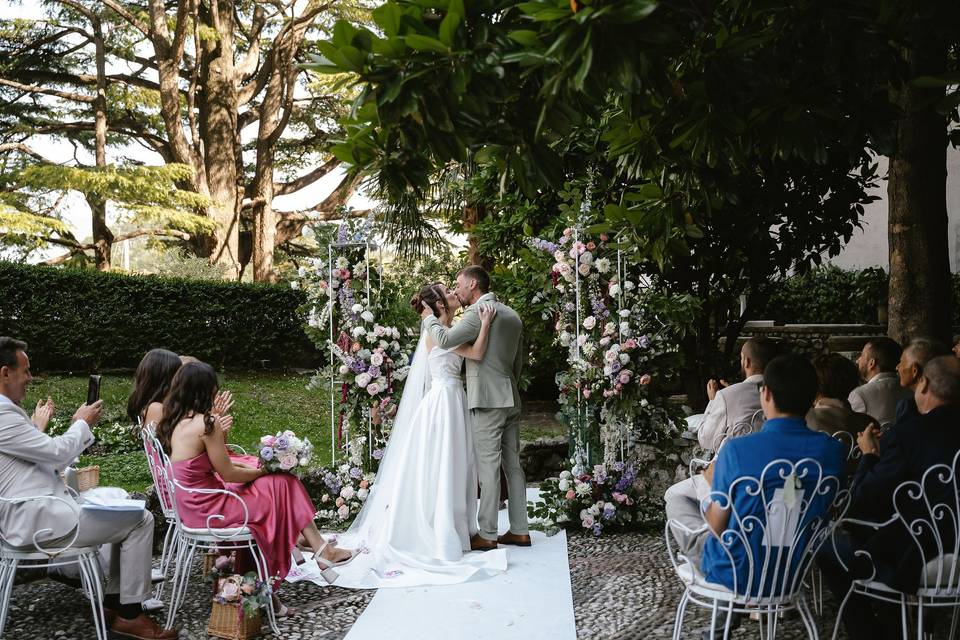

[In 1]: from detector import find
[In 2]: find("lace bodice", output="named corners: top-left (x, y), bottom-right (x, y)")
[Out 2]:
top-left (428, 347), bottom-right (464, 386)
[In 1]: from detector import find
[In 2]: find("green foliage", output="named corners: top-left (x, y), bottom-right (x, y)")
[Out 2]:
top-left (756, 267), bottom-right (889, 324)
top-left (0, 261), bottom-right (319, 371)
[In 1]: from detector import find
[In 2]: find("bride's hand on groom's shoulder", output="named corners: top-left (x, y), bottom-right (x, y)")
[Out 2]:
top-left (478, 304), bottom-right (497, 325)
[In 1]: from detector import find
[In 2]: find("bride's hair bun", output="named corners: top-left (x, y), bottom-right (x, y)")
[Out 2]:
top-left (409, 293), bottom-right (422, 313)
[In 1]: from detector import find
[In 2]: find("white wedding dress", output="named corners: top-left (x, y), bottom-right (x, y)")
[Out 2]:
top-left (326, 323), bottom-right (508, 589)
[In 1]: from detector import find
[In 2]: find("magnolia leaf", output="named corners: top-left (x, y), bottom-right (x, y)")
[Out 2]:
top-left (404, 34), bottom-right (449, 53)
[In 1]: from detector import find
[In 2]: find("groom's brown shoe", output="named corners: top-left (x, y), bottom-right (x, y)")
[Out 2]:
top-left (470, 534), bottom-right (498, 551)
top-left (497, 532), bottom-right (532, 547)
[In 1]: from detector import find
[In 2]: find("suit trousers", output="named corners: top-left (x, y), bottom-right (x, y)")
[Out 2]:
top-left (472, 405), bottom-right (528, 540)
top-left (664, 478), bottom-right (710, 568)
top-left (46, 507), bottom-right (154, 605)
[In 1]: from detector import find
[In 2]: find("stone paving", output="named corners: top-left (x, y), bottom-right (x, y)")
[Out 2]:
top-left (1, 530), bottom-right (941, 640)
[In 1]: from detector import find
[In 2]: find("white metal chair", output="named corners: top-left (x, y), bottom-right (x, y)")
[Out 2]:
top-left (667, 457), bottom-right (848, 640)
top-left (141, 421), bottom-right (248, 602)
top-left (830, 448), bottom-right (960, 640)
top-left (0, 494), bottom-right (109, 639)
top-left (689, 412), bottom-right (764, 477)
top-left (144, 430), bottom-right (280, 635)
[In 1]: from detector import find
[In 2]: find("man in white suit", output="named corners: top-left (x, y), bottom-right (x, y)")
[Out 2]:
top-left (0, 338), bottom-right (176, 640)
top-left (848, 337), bottom-right (911, 426)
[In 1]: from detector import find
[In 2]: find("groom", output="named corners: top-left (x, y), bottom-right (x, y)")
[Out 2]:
top-left (423, 266), bottom-right (531, 550)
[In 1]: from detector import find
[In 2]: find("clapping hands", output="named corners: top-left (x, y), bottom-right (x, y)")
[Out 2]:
top-left (213, 390), bottom-right (234, 417)
top-left (32, 397), bottom-right (54, 432)
top-left (857, 422), bottom-right (882, 456)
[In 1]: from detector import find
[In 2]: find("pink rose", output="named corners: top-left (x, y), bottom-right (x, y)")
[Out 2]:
top-left (582, 514), bottom-right (595, 528)
top-left (563, 228), bottom-right (573, 237)
top-left (279, 453), bottom-right (298, 470)
top-left (337, 504), bottom-right (350, 519)
top-left (335, 497), bottom-right (345, 507)
top-left (624, 338), bottom-right (637, 349)
top-left (586, 241), bottom-right (596, 250)
top-left (241, 583), bottom-right (255, 595)
top-left (359, 480), bottom-right (369, 489)
top-left (260, 435), bottom-right (277, 447)
top-left (618, 371), bottom-right (632, 384)
top-left (321, 494), bottom-right (330, 503)
top-left (220, 581), bottom-right (239, 601)
top-left (600, 233), bottom-right (609, 242)
top-left (582, 389), bottom-right (591, 399)
top-left (565, 489), bottom-right (576, 500)
top-left (639, 374), bottom-right (652, 385)
top-left (612, 492), bottom-right (628, 503)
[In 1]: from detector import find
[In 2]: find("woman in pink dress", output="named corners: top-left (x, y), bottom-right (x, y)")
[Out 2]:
top-left (156, 361), bottom-right (354, 613)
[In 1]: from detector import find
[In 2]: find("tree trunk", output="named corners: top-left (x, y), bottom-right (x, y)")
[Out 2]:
top-left (198, 0), bottom-right (241, 280)
top-left (887, 17), bottom-right (951, 345)
top-left (89, 17), bottom-right (112, 271)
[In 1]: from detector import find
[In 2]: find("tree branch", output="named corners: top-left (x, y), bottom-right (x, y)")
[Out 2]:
top-left (99, 0), bottom-right (151, 37)
top-left (0, 78), bottom-right (95, 103)
top-left (274, 157), bottom-right (338, 196)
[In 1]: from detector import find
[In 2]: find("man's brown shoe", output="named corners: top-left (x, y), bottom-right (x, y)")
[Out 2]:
top-left (497, 532), bottom-right (532, 547)
top-left (110, 613), bottom-right (179, 640)
top-left (470, 534), bottom-right (498, 551)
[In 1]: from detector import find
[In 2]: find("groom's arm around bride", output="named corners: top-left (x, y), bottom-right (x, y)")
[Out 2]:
top-left (423, 266), bottom-right (531, 549)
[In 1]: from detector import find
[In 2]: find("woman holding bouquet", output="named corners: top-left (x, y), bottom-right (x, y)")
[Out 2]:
top-left (157, 361), bottom-right (355, 603)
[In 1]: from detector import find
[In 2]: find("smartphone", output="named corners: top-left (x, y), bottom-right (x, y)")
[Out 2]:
top-left (86, 375), bottom-right (102, 405)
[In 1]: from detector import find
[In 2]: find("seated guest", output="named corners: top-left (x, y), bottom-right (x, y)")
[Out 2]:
top-left (664, 338), bottom-right (777, 522)
top-left (158, 361), bottom-right (355, 613)
top-left (0, 337), bottom-right (177, 639)
top-left (819, 356), bottom-right (960, 640)
top-left (952, 337), bottom-right (960, 359)
top-left (806, 353), bottom-right (874, 436)
top-left (893, 337), bottom-right (949, 424)
top-left (697, 337), bottom-right (778, 451)
top-left (667, 355), bottom-right (844, 614)
top-left (848, 337), bottom-right (911, 425)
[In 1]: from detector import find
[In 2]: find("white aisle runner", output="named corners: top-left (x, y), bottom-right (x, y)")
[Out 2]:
top-left (342, 488), bottom-right (576, 640)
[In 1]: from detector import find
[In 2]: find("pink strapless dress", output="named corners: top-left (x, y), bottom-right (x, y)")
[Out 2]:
top-left (171, 452), bottom-right (316, 585)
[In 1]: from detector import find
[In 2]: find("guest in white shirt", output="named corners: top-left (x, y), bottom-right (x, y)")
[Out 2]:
top-left (848, 337), bottom-right (911, 426)
top-left (0, 337), bottom-right (177, 640)
top-left (696, 337), bottom-right (778, 452)
top-left (664, 337), bottom-right (778, 562)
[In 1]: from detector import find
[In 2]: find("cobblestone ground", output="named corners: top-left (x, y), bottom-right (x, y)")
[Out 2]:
top-left (4, 531), bottom-right (952, 639)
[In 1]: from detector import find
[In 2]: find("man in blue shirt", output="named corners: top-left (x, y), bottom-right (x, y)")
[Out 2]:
top-left (668, 354), bottom-right (845, 637)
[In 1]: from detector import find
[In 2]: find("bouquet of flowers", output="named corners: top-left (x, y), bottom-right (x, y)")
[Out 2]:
top-left (305, 437), bottom-right (375, 528)
top-left (258, 430), bottom-right (313, 475)
top-left (213, 572), bottom-right (271, 618)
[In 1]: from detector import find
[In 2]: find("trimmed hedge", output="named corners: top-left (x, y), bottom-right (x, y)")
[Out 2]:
top-left (755, 266), bottom-right (960, 325)
top-left (0, 261), bottom-right (321, 371)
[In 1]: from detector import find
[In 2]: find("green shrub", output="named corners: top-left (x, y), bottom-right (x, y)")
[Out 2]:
top-left (0, 261), bottom-right (320, 371)
top-left (756, 266), bottom-right (887, 324)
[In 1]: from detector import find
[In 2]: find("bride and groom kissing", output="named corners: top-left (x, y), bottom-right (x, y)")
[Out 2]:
top-left (330, 265), bottom-right (530, 589)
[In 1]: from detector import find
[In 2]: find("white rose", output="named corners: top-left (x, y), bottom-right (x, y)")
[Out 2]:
top-left (619, 353), bottom-right (630, 365)
top-left (340, 486), bottom-right (355, 500)
top-left (577, 335), bottom-right (588, 346)
top-left (290, 280), bottom-right (300, 290)
top-left (624, 280), bottom-right (636, 291)
top-left (589, 503), bottom-right (601, 516)
top-left (604, 322), bottom-right (617, 335)
top-left (299, 458), bottom-right (309, 466)
top-left (609, 283), bottom-right (622, 296)
top-left (577, 263), bottom-right (591, 276)
top-left (599, 337), bottom-right (611, 347)
top-left (355, 373), bottom-right (372, 388)
top-left (366, 382), bottom-right (381, 395)
top-left (352, 326), bottom-right (367, 337)
top-left (559, 331), bottom-right (572, 346)
top-left (558, 479), bottom-right (570, 491)
top-left (580, 251), bottom-right (593, 264)
top-left (330, 279), bottom-right (340, 289)
top-left (357, 488), bottom-right (369, 500)
top-left (361, 310), bottom-right (375, 323)
top-left (351, 303), bottom-right (364, 313)
top-left (560, 470), bottom-right (573, 480)
top-left (370, 353), bottom-right (384, 367)
top-left (583, 316), bottom-right (596, 330)
top-left (619, 309), bottom-right (631, 318)
top-left (338, 365), bottom-right (350, 375)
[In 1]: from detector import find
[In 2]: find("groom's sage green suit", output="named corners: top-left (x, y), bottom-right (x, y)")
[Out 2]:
top-left (424, 292), bottom-right (529, 540)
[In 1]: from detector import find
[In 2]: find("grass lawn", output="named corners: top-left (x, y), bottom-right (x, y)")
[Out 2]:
top-left (27, 372), bottom-right (565, 493)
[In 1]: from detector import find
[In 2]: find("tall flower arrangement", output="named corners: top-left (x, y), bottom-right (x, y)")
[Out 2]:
top-left (528, 228), bottom-right (695, 533)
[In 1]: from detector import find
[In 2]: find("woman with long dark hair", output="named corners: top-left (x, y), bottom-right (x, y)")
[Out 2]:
top-left (127, 348), bottom-right (182, 425)
top-left (157, 361), bottom-right (353, 610)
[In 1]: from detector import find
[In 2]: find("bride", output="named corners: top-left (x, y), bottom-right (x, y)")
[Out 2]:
top-left (322, 282), bottom-right (508, 588)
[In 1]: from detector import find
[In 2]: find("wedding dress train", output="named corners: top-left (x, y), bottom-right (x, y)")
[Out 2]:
top-left (318, 327), bottom-right (507, 589)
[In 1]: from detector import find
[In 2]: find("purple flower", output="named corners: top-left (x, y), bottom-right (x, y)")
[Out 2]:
top-left (564, 302), bottom-right (575, 312)
top-left (367, 365), bottom-right (381, 378)
top-left (612, 461), bottom-right (626, 472)
top-left (372, 449), bottom-right (384, 460)
top-left (602, 506), bottom-right (616, 520)
top-left (276, 435), bottom-right (290, 450)
top-left (350, 467), bottom-right (362, 479)
top-left (592, 524), bottom-right (602, 536)
top-left (530, 238), bottom-right (559, 253)
top-left (608, 361), bottom-right (621, 374)
top-left (638, 335), bottom-right (650, 349)
top-left (337, 223), bottom-right (349, 244)
top-left (351, 360), bottom-right (366, 373)
top-left (260, 447), bottom-right (274, 460)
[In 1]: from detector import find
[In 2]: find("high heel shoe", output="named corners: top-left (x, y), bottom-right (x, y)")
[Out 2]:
top-left (315, 541), bottom-right (357, 584)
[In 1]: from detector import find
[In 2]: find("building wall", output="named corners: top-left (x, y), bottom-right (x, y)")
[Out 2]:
top-left (828, 147), bottom-right (960, 272)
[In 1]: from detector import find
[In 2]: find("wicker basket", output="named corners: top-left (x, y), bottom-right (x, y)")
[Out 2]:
top-left (207, 601), bottom-right (261, 640)
top-left (202, 552), bottom-right (219, 578)
top-left (61, 465), bottom-right (100, 492)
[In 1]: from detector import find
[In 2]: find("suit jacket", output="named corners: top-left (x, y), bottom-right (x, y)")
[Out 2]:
top-left (847, 404), bottom-right (960, 592)
top-left (0, 402), bottom-right (94, 547)
top-left (697, 374), bottom-right (763, 452)
top-left (424, 292), bottom-right (523, 410)
top-left (847, 372), bottom-right (911, 426)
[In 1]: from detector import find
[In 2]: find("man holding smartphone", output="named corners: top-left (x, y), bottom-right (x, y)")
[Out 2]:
top-left (0, 337), bottom-right (177, 639)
